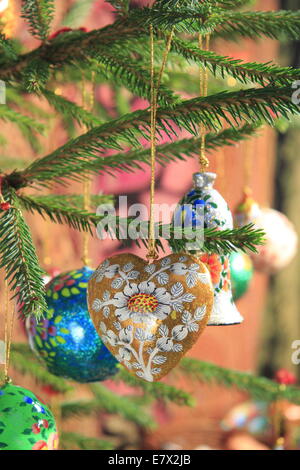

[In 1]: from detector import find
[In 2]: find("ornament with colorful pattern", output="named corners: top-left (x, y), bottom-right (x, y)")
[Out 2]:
top-left (230, 251), bottom-right (254, 301)
top-left (26, 267), bottom-right (118, 383)
top-left (221, 401), bottom-right (271, 442)
top-left (0, 383), bottom-right (58, 450)
top-left (171, 172), bottom-right (243, 326)
top-left (88, 253), bottom-right (214, 382)
top-left (234, 191), bottom-right (298, 273)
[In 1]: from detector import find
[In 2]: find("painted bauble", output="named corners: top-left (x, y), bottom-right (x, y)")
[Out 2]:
top-left (221, 401), bottom-right (270, 441)
top-left (250, 208), bottom-right (298, 273)
top-left (234, 192), bottom-right (298, 273)
top-left (171, 172), bottom-right (243, 326)
top-left (88, 253), bottom-right (214, 382)
top-left (0, 383), bottom-right (58, 450)
top-left (230, 252), bottom-right (253, 301)
top-left (26, 267), bottom-right (118, 383)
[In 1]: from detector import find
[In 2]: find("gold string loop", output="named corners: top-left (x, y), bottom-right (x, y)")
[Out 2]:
top-left (81, 71), bottom-right (95, 267)
top-left (1, 280), bottom-right (15, 386)
top-left (147, 26), bottom-right (174, 262)
top-left (198, 33), bottom-right (211, 172)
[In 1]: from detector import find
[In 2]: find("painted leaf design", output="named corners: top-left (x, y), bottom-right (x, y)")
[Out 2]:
top-left (151, 368), bottom-right (162, 375)
top-left (132, 362), bottom-right (142, 369)
top-left (111, 278), bottom-right (123, 289)
top-left (123, 262), bottom-right (134, 272)
top-left (103, 306), bottom-right (110, 318)
top-left (187, 322), bottom-right (199, 332)
top-left (172, 325), bottom-right (188, 341)
top-left (152, 355), bottom-right (167, 365)
top-left (186, 272), bottom-right (198, 288)
top-left (127, 270), bottom-right (139, 280)
top-left (161, 257), bottom-right (171, 267)
top-left (157, 272), bottom-right (169, 285)
top-left (102, 290), bottom-right (110, 301)
top-left (172, 301), bottom-right (184, 312)
top-left (182, 311), bottom-right (192, 324)
top-left (171, 282), bottom-right (184, 298)
top-left (181, 293), bottom-right (196, 303)
top-left (194, 306), bottom-right (206, 321)
top-left (136, 371), bottom-right (145, 378)
top-left (158, 324), bottom-right (169, 337)
top-left (92, 299), bottom-right (102, 312)
top-left (172, 343), bottom-right (183, 352)
top-left (113, 321), bottom-right (121, 331)
top-left (135, 328), bottom-right (146, 341)
top-left (144, 264), bottom-right (156, 274)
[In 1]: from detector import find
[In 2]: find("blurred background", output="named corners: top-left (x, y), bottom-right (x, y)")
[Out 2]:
top-left (0, 0), bottom-right (300, 451)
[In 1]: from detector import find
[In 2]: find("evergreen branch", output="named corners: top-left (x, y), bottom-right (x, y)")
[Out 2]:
top-left (96, 50), bottom-right (179, 106)
top-left (62, 387), bottom-right (155, 428)
top-left (214, 10), bottom-right (300, 40)
top-left (21, 0), bottom-right (55, 42)
top-left (10, 344), bottom-right (73, 394)
top-left (127, 5), bottom-right (216, 34)
top-left (0, 189), bottom-right (47, 318)
top-left (170, 37), bottom-right (300, 87)
top-left (24, 194), bottom-right (114, 210)
top-left (22, 59), bottom-right (50, 93)
top-left (154, 0), bottom-right (254, 8)
top-left (15, 86), bottom-right (299, 186)
top-left (115, 368), bottom-right (195, 406)
top-left (41, 89), bottom-right (103, 128)
top-left (169, 223), bottom-right (265, 255)
top-left (90, 384), bottom-right (155, 428)
top-left (0, 34), bottom-right (18, 61)
top-left (16, 194), bottom-right (102, 234)
top-left (179, 358), bottom-right (300, 405)
top-left (0, 106), bottom-right (45, 138)
top-left (0, 20), bottom-right (143, 81)
top-left (87, 123), bottom-right (260, 175)
top-left (60, 432), bottom-right (114, 451)
top-left (129, 7), bottom-right (300, 39)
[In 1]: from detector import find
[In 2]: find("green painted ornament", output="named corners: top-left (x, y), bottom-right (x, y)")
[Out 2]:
top-left (230, 251), bottom-right (253, 301)
top-left (0, 383), bottom-right (58, 450)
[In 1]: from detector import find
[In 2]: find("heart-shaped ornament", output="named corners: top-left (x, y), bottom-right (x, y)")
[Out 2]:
top-left (87, 253), bottom-right (214, 382)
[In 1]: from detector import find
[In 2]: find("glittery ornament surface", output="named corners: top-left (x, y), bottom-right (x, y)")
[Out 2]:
top-left (0, 383), bottom-right (58, 450)
top-left (88, 253), bottom-right (214, 382)
top-left (26, 267), bottom-right (118, 383)
top-left (230, 252), bottom-right (253, 301)
top-left (171, 173), bottom-right (243, 326)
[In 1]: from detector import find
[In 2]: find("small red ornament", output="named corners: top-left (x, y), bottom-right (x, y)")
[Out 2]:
top-left (49, 27), bottom-right (87, 40)
top-left (0, 201), bottom-right (11, 211)
top-left (275, 369), bottom-right (297, 386)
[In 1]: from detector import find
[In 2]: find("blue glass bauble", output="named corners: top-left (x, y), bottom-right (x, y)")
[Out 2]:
top-left (26, 267), bottom-right (118, 383)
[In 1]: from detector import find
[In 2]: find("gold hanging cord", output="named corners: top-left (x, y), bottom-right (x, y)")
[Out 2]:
top-left (147, 26), bottom-right (174, 261)
top-left (81, 71), bottom-right (96, 266)
top-left (1, 280), bottom-right (15, 385)
top-left (198, 33), bottom-right (210, 172)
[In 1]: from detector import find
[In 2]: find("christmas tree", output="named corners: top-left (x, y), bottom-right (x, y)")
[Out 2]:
top-left (0, 0), bottom-right (300, 450)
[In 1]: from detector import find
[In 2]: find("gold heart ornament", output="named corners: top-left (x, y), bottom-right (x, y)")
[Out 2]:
top-left (87, 253), bottom-right (214, 382)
